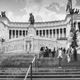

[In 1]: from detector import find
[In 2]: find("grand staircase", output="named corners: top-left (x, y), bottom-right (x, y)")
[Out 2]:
top-left (0, 53), bottom-right (80, 80)
top-left (0, 67), bottom-right (80, 80)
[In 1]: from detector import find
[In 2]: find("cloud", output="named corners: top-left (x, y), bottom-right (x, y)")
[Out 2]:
top-left (46, 2), bottom-right (66, 14)
top-left (46, 2), bottom-right (60, 12)
top-left (6, 0), bottom-right (67, 22)
top-left (75, 0), bottom-right (80, 7)
top-left (7, 11), bottom-right (29, 22)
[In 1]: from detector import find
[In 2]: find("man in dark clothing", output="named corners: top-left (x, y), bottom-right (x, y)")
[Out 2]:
top-left (52, 48), bottom-right (56, 57)
top-left (73, 47), bottom-right (77, 61)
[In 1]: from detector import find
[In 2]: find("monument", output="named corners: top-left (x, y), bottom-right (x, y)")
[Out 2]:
top-left (28, 13), bottom-right (36, 37)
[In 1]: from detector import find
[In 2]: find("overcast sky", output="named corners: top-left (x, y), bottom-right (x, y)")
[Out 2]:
top-left (0, 0), bottom-right (79, 22)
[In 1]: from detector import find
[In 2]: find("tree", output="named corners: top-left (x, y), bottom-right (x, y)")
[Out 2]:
top-left (70, 30), bottom-right (78, 61)
top-left (66, 0), bottom-right (78, 61)
top-left (70, 31), bottom-right (78, 48)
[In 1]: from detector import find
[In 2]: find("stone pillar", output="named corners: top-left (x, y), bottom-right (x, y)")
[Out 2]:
top-left (18, 30), bottom-right (19, 38)
top-left (65, 28), bottom-right (66, 38)
top-left (21, 30), bottom-right (22, 37)
top-left (53, 29), bottom-right (55, 38)
top-left (15, 30), bottom-right (16, 38)
top-left (25, 30), bottom-right (26, 37)
top-left (14, 30), bottom-right (16, 38)
top-left (58, 29), bottom-right (60, 39)
top-left (11, 30), bottom-right (13, 39)
top-left (22, 30), bottom-right (23, 37)
top-left (62, 29), bottom-right (64, 38)
top-left (16, 30), bottom-right (18, 38)
top-left (60, 28), bottom-right (62, 38)
top-left (38, 30), bottom-right (40, 36)
top-left (55, 29), bottom-right (57, 39)
top-left (42, 30), bottom-right (43, 37)
top-left (46, 30), bottom-right (48, 37)
top-left (52, 29), bottom-right (53, 38)
top-left (48, 30), bottom-right (50, 38)
top-left (50, 29), bottom-right (52, 38)
top-left (13, 30), bottom-right (15, 38)
top-left (56, 29), bottom-right (59, 39)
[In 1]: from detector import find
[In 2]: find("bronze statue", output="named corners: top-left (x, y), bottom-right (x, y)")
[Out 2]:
top-left (1, 11), bottom-right (6, 17)
top-left (29, 13), bottom-right (35, 25)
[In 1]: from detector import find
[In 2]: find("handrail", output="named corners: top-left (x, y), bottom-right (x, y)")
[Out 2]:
top-left (24, 56), bottom-right (36, 80)
top-left (24, 65), bottom-right (31, 80)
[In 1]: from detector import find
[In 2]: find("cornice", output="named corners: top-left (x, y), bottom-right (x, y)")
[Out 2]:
top-left (1, 14), bottom-right (72, 28)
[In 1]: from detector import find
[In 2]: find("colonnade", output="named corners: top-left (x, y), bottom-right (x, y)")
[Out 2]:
top-left (9, 28), bottom-right (66, 39)
top-left (9, 30), bottom-right (28, 39)
top-left (36, 28), bottom-right (66, 39)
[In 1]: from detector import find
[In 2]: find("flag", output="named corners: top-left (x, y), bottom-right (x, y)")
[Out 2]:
top-left (66, 0), bottom-right (72, 12)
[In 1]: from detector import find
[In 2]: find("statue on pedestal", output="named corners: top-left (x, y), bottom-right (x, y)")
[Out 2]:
top-left (28, 13), bottom-right (36, 37)
top-left (29, 13), bottom-right (35, 25)
top-left (1, 11), bottom-right (6, 17)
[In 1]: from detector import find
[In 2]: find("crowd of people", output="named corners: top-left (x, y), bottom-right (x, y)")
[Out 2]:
top-left (39, 46), bottom-right (77, 64)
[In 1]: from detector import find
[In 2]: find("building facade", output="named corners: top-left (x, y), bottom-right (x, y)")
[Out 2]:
top-left (0, 12), bottom-right (80, 53)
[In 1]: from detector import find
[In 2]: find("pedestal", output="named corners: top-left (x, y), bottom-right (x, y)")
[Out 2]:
top-left (28, 25), bottom-right (36, 37)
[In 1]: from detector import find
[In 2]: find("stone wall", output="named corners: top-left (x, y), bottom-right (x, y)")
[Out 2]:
top-left (32, 37), bottom-right (67, 53)
top-left (3, 38), bottom-right (25, 53)
top-left (2, 36), bottom-right (67, 54)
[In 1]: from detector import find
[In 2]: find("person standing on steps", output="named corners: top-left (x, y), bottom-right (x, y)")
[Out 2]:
top-left (57, 48), bottom-right (63, 68)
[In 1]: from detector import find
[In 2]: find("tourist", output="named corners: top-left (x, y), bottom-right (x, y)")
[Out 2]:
top-left (39, 47), bottom-right (45, 58)
top-left (57, 48), bottom-right (63, 67)
top-left (45, 46), bottom-right (49, 57)
top-left (66, 47), bottom-right (72, 63)
top-left (52, 48), bottom-right (56, 57)
top-left (73, 47), bottom-right (77, 61)
top-left (63, 48), bottom-right (66, 54)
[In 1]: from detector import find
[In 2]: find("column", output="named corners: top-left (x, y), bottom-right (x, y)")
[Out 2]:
top-left (48, 30), bottom-right (50, 38)
top-left (45, 30), bottom-right (47, 37)
top-left (42, 30), bottom-right (43, 37)
top-left (25, 30), bottom-right (26, 37)
top-left (11, 30), bottom-right (13, 39)
top-left (64, 28), bottom-right (66, 38)
top-left (15, 30), bottom-right (16, 38)
top-left (58, 29), bottom-right (60, 39)
top-left (16, 30), bottom-right (18, 38)
top-left (14, 30), bottom-right (16, 38)
top-left (19, 30), bottom-right (21, 37)
top-left (52, 29), bottom-right (53, 38)
top-left (50, 29), bottom-right (52, 38)
top-left (18, 30), bottom-right (19, 38)
top-left (22, 30), bottom-right (23, 37)
top-left (60, 28), bottom-right (62, 38)
top-left (26, 30), bottom-right (28, 36)
top-left (62, 28), bottom-right (64, 38)
top-left (55, 29), bottom-right (57, 39)
top-left (43, 30), bottom-right (45, 37)
top-left (13, 30), bottom-right (15, 38)
top-left (46, 30), bottom-right (48, 37)
top-left (38, 30), bottom-right (39, 36)
top-left (21, 30), bottom-right (22, 36)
